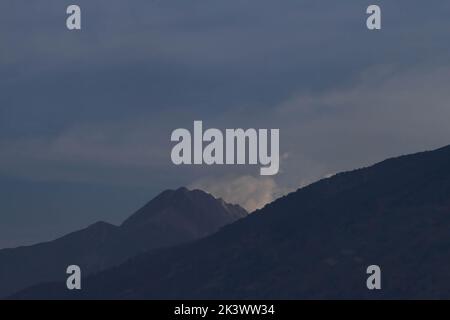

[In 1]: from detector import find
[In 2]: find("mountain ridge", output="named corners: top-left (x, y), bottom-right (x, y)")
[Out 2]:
top-left (11, 144), bottom-right (450, 299)
top-left (0, 188), bottom-right (247, 298)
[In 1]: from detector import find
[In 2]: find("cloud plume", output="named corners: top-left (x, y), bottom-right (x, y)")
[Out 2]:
top-left (189, 175), bottom-right (290, 212)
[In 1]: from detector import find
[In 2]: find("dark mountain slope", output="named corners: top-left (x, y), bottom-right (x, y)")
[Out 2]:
top-left (0, 221), bottom-right (120, 299)
top-left (12, 144), bottom-right (450, 299)
top-left (0, 188), bottom-right (246, 298)
top-left (120, 187), bottom-right (247, 253)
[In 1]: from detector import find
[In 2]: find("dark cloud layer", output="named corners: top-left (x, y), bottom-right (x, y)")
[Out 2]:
top-left (1, 1), bottom-right (450, 247)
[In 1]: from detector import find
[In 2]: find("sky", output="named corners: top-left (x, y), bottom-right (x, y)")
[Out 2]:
top-left (1, 0), bottom-right (450, 248)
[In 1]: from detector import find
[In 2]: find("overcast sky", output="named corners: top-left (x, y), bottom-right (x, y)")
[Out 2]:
top-left (1, 0), bottom-right (450, 248)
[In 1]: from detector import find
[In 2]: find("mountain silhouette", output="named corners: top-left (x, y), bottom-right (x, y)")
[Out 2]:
top-left (10, 144), bottom-right (450, 299)
top-left (0, 187), bottom-right (247, 298)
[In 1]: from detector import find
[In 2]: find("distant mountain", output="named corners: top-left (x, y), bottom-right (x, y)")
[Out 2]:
top-left (0, 187), bottom-right (247, 298)
top-left (12, 144), bottom-right (450, 299)
top-left (120, 187), bottom-right (247, 253)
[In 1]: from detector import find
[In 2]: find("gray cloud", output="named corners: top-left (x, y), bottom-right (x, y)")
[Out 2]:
top-left (2, 0), bottom-right (450, 247)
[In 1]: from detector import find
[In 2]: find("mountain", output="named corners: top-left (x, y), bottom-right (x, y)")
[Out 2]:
top-left (0, 187), bottom-right (247, 298)
top-left (11, 144), bottom-right (450, 299)
top-left (120, 187), bottom-right (247, 253)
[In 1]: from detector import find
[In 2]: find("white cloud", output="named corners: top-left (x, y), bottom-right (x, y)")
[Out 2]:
top-left (189, 175), bottom-right (292, 212)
